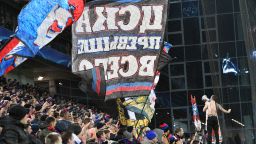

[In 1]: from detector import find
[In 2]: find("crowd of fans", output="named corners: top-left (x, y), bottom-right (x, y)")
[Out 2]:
top-left (0, 77), bottom-right (198, 144)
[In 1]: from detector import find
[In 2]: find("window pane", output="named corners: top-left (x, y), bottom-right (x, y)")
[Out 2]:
top-left (182, 1), bottom-right (198, 17)
top-left (219, 42), bottom-right (236, 58)
top-left (174, 121), bottom-right (189, 132)
top-left (236, 41), bottom-right (246, 57)
top-left (238, 57), bottom-right (249, 74)
top-left (168, 20), bottom-right (181, 32)
top-left (239, 74), bottom-right (251, 86)
top-left (184, 18), bottom-right (200, 44)
top-left (205, 75), bottom-right (220, 87)
top-left (241, 103), bottom-right (254, 129)
top-left (216, 0), bottom-right (233, 14)
top-left (240, 86), bottom-right (252, 102)
top-left (234, 14), bottom-right (244, 41)
top-left (155, 109), bottom-right (172, 127)
top-left (155, 92), bottom-right (171, 108)
top-left (233, 0), bottom-right (240, 12)
top-left (199, 0), bottom-right (216, 15)
top-left (168, 33), bottom-right (183, 45)
top-left (173, 108), bottom-right (187, 120)
top-left (222, 87), bottom-right (239, 103)
top-left (169, 3), bottom-right (181, 19)
top-left (204, 88), bottom-right (222, 100)
top-left (155, 75), bottom-right (170, 91)
top-left (170, 64), bottom-right (184, 76)
top-left (186, 62), bottom-right (203, 89)
top-left (204, 61), bottom-right (219, 73)
top-left (185, 45), bottom-right (201, 61)
top-left (201, 16), bottom-right (216, 29)
top-left (202, 44), bottom-right (219, 60)
top-left (221, 74), bottom-right (238, 86)
top-left (169, 46), bottom-right (184, 62)
top-left (202, 30), bottom-right (217, 42)
top-left (224, 104), bottom-right (241, 129)
top-left (171, 77), bottom-right (186, 89)
top-left (171, 91), bottom-right (188, 107)
top-left (217, 14), bottom-right (235, 42)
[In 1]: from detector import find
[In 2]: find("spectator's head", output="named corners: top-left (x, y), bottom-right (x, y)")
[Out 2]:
top-left (60, 109), bottom-right (69, 120)
top-left (123, 130), bottom-right (133, 141)
top-left (45, 132), bottom-right (62, 144)
top-left (174, 128), bottom-right (184, 138)
top-left (96, 122), bottom-right (105, 130)
top-left (96, 130), bottom-right (106, 142)
top-left (9, 105), bottom-right (29, 124)
top-left (153, 128), bottom-right (164, 143)
top-left (146, 130), bottom-right (158, 143)
top-left (35, 104), bottom-right (42, 112)
top-left (3, 96), bottom-right (11, 101)
top-left (31, 124), bottom-right (40, 135)
top-left (68, 123), bottom-right (82, 135)
top-left (46, 116), bottom-right (56, 127)
top-left (202, 95), bottom-right (209, 102)
top-left (159, 123), bottom-right (169, 133)
top-left (104, 129), bottom-right (110, 140)
top-left (62, 131), bottom-right (74, 144)
top-left (53, 111), bottom-right (60, 119)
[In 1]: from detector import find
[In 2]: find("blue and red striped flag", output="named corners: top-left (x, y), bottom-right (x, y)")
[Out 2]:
top-left (0, 0), bottom-right (84, 76)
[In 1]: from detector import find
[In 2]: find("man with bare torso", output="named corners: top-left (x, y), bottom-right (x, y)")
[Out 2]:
top-left (203, 95), bottom-right (231, 144)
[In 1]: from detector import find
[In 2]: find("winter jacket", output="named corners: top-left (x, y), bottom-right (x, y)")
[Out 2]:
top-left (0, 116), bottom-right (31, 144)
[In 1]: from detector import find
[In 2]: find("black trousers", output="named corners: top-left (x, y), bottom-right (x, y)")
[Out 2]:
top-left (207, 116), bottom-right (219, 144)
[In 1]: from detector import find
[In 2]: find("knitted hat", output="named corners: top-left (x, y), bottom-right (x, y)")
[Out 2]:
top-left (9, 105), bottom-right (29, 120)
top-left (31, 124), bottom-right (40, 134)
top-left (169, 134), bottom-right (177, 143)
top-left (159, 123), bottom-right (169, 131)
top-left (153, 128), bottom-right (164, 142)
top-left (146, 130), bottom-right (157, 140)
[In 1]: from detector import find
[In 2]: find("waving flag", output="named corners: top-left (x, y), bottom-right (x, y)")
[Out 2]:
top-left (190, 95), bottom-right (201, 131)
top-left (222, 57), bottom-right (239, 75)
top-left (0, 0), bottom-right (84, 76)
top-left (72, 0), bottom-right (168, 100)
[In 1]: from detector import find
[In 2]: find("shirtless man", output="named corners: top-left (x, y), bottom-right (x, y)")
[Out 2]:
top-left (203, 95), bottom-right (231, 144)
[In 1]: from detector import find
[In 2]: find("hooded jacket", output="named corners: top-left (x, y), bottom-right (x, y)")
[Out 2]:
top-left (0, 116), bottom-right (31, 144)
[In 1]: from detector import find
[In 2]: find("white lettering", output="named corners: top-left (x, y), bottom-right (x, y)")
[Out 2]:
top-left (107, 57), bottom-right (120, 79)
top-left (148, 37), bottom-right (161, 49)
top-left (138, 37), bottom-right (149, 49)
top-left (140, 6), bottom-right (163, 33)
top-left (106, 8), bottom-right (119, 30)
top-left (75, 5), bottom-right (164, 33)
top-left (126, 37), bottom-right (137, 50)
top-left (119, 55), bottom-right (138, 77)
top-left (75, 7), bottom-right (92, 33)
top-left (139, 56), bottom-right (157, 76)
top-left (118, 5), bottom-right (141, 31)
top-left (92, 7), bottom-right (106, 32)
top-left (117, 37), bottom-right (128, 49)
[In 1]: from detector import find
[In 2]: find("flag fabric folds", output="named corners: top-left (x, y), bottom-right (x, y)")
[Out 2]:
top-left (0, 0), bottom-right (84, 76)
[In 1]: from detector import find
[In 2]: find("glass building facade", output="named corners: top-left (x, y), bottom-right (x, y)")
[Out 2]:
top-left (152, 0), bottom-right (256, 143)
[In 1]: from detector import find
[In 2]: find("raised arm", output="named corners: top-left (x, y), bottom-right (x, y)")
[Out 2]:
top-left (203, 102), bottom-right (208, 112)
top-left (217, 103), bottom-right (231, 114)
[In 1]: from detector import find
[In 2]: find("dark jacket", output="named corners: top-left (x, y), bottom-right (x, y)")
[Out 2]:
top-left (0, 116), bottom-right (31, 144)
